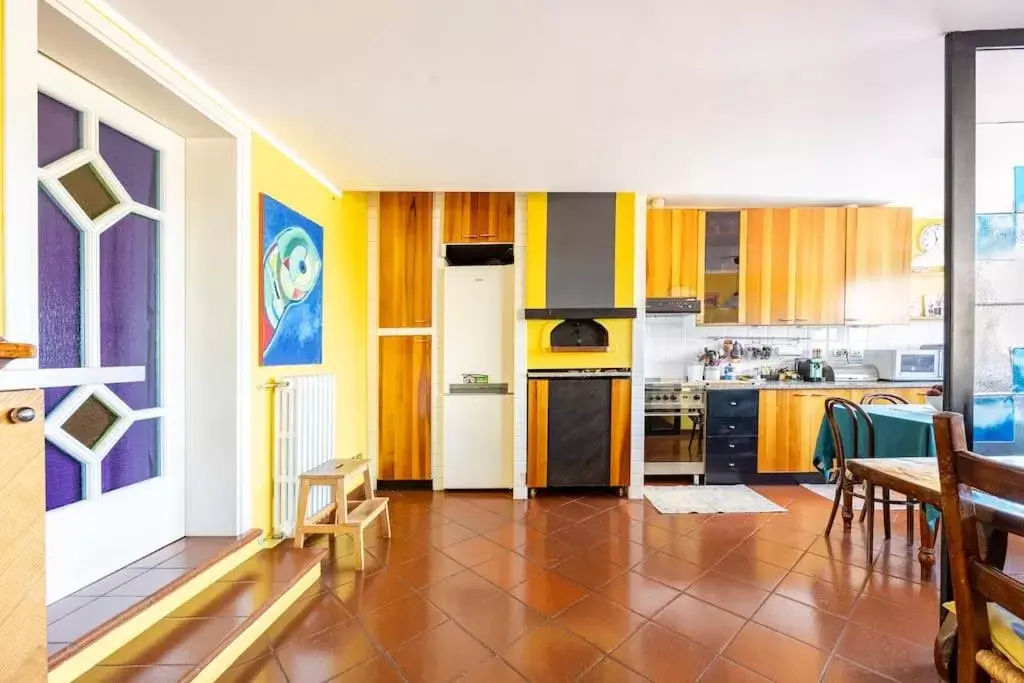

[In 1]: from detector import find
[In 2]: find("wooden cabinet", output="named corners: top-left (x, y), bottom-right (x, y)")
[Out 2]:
top-left (845, 207), bottom-right (912, 325)
top-left (379, 336), bottom-right (431, 480)
top-left (792, 208), bottom-right (847, 325)
top-left (527, 378), bottom-right (630, 490)
top-left (379, 192), bottom-right (433, 328)
top-left (443, 192), bottom-right (515, 244)
top-left (848, 387), bottom-right (929, 405)
top-left (758, 389), bottom-right (851, 473)
top-left (0, 390), bottom-right (46, 681)
top-left (703, 210), bottom-right (743, 325)
top-left (744, 208), bottom-right (796, 325)
top-left (646, 209), bottom-right (703, 299)
top-left (745, 208), bottom-right (845, 325)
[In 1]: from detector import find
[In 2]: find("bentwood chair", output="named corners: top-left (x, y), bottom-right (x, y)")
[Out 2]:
top-left (935, 411), bottom-right (1024, 683)
top-left (823, 397), bottom-right (917, 549)
top-left (860, 393), bottom-right (910, 406)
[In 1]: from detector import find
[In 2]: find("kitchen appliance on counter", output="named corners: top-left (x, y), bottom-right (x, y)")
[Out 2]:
top-left (644, 379), bottom-right (705, 482)
top-left (442, 265), bottom-right (514, 489)
top-left (863, 348), bottom-right (942, 382)
top-left (796, 358), bottom-right (835, 382)
top-left (920, 344), bottom-right (945, 380)
top-left (831, 364), bottom-right (880, 383)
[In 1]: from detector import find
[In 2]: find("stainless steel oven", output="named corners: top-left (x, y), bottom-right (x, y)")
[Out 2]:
top-left (644, 380), bottom-right (705, 481)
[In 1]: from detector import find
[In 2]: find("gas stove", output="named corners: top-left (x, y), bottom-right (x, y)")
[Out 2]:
top-left (644, 380), bottom-right (705, 415)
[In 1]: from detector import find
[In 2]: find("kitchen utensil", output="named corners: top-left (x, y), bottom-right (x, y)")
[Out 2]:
top-left (730, 340), bottom-right (744, 359)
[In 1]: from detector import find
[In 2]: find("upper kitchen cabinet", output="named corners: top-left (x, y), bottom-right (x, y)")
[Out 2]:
top-left (845, 207), bottom-right (912, 325)
top-left (379, 192), bottom-right (433, 328)
top-left (646, 208), bottom-right (703, 299)
top-left (702, 210), bottom-right (743, 324)
top-left (443, 192), bottom-right (515, 244)
top-left (744, 208), bottom-right (795, 325)
top-left (791, 208), bottom-right (847, 325)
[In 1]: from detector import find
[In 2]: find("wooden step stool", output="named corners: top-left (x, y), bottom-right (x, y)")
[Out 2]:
top-left (293, 458), bottom-right (390, 570)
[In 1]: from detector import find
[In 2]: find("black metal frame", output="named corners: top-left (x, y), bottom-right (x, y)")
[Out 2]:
top-left (941, 28), bottom-right (1024, 612)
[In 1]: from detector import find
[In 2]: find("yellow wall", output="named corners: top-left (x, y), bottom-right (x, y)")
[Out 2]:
top-left (910, 217), bottom-right (943, 317)
top-left (251, 135), bottom-right (367, 533)
top-left (0, 0), bottom-right (5, 334)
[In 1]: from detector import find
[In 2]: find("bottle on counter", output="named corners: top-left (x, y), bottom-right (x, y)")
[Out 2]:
top-left (809, 348), bottom-right (824, 382)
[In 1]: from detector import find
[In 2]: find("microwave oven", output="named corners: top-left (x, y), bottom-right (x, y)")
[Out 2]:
top-left (863, 349), bottom-right (942, 382)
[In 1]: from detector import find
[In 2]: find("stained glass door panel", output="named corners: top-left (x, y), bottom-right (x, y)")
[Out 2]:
top-left (35, 59), bottom-right (184, 602)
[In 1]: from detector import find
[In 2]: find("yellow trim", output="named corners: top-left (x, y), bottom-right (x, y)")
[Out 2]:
top-left (191, 564), bottom-right (321, 682)
top-left (0, 0), bottom-right (5, 334)
top-left (48, 536), bottom-right (263, 683)
top-left (614, 193), bottom-right (635, 307)
top-left (738, 209), bottom-right (748, 324)
top-left (527, 319), bottom-right (632, 369)
top-left (696, 211), bottom-right (706, 324)
top-left (525, 193), bottom-right (547, 308)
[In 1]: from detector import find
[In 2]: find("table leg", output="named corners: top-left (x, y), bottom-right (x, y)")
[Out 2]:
top-left (864, 480), bottom-right (875, 566)
top-left (917, 505), bottom-right (936, 581)
top-left (842, 479), bottom-right (854, 532)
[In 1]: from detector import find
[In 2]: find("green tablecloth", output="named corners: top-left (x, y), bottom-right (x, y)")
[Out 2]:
top-left (812, 404), bottom-right (940, 527)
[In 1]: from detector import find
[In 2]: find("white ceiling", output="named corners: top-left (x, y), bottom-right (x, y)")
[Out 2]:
top-left (100, 0), bottom-right (1024, 213)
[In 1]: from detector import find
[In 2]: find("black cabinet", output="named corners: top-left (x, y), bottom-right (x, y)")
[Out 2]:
top-left (705, 390), bottom-right (758, 484)
top-left (546, 379), bottom-right (612, 486)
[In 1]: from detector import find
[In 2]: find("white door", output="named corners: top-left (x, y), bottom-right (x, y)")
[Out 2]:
top-left (29, 58), bottom-right (185, 601)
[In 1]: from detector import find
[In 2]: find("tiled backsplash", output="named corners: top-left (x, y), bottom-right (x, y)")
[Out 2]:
top-left (644, 316), bottom-right (944, 379)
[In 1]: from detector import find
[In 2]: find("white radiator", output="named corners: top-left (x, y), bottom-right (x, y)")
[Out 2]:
top-left (272, 374), bottom-right (336, 538)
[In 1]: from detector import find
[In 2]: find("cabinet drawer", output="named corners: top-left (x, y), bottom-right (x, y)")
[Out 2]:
top-left (707, 391), bottom-right (758, 418)
top-left (706, 436), bottom-right (757, 457)
top-left (706, 417), bottom-right (757, 438)
top-left (706, 453), bottom-right (756, 474)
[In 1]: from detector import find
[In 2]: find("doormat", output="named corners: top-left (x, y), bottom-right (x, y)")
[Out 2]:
top-left (644, 485), bottom-right (786, 514)
top-left (801, 483), bottom-right (904, 509)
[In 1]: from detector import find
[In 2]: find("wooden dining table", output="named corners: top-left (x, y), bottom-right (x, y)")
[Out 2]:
top-left (845, 456), bottom-right (1024, 579)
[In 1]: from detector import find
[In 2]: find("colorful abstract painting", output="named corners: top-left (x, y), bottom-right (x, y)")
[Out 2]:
top-left (976, 213), bottom-right (1024, 260)
top-left (974, 395), bottom-right (1015, 443)
top-left (259, 194), bottom-right (324, 366)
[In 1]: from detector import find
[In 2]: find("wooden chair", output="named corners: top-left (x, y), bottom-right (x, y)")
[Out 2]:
top-left (935, 412), bottom-right (1024, 683)
top-left (823, 397), bottom-right (917, 555)
top-left (861, 393), bottom-right (910, 406)
top-left (293, 458), bottom-right (391, 570)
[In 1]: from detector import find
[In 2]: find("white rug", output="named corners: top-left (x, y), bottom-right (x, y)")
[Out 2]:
top-left (801, 483), bottom-right (905, 509)
top-left (644, 485), bottom-right (786, 514)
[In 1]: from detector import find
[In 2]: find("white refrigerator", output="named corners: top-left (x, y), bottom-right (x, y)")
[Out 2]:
top-left (442, 265), bottom-right (514, 489)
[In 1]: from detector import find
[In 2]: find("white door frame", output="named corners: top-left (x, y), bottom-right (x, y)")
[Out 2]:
top-left (2, 0), bottom-right (256, 537)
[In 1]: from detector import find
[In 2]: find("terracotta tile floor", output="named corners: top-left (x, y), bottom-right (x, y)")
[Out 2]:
top-left (64, 484), bottom-right (1021, 681)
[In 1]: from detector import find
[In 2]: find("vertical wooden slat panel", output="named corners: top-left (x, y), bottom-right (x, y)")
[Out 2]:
top-left (527, 380), bottom-right (549, 488)
top-left (793, 208), bottom-right (846, 325)
top-left (379, 337), bottom-right (431, 481)
top-left (608, 379), bottom-right (631, 487)
top-left (442, 192), bottom-right (515, 243)
top-left (646, 208), bottom-right (701, 298)
top-left (379, 192), bottom-right (432, 328)
top-left (845, 207), bottom-right (912, 325)
top-left (0, 390), bottom-right (46, 681)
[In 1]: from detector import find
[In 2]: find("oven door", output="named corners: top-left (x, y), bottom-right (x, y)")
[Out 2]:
top-left (644, 413), bottom-right (703, 465)
top-left (895, 351), bottom-right (941, 380)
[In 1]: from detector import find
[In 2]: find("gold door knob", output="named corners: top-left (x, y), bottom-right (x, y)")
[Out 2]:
top-left (9, 407), bottom-right (36, 423)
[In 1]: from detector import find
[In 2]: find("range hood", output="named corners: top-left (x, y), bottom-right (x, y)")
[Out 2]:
top-left (646, 297), bottom-right (701, 316)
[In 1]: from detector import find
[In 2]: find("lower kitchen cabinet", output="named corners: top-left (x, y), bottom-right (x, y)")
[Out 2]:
top-left (379, 336), bottom-right (431, 481)
top-left (848, 386), bottom-right (929, 405)
top-left (705, 390), bottom-right (758, 483)
top-left (527, 378), bottom-right (630, 490)
top-left (758, 389), bottom-right (849, 474)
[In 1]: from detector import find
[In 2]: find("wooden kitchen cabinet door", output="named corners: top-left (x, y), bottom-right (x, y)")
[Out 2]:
top-left (379, 336), bottom-right (431, 480)
top-left (758, 389), bottom-right (848, 473)
top-left (791, 208), bottom-right (847, 325)
top-left (646, 209), bottom-right (703, 299)
top-left (379, 192), bottom-right (433, 328)
top-left (845, 207), bottom-right (912, 325)
top-left (757, 390), bottom-right (794, 472)
top-left (0, 390), bottom-right (46, 681)
top-left (744, 208), bottom-right (796, 325)
top-left (527, 379), bottom-right (549, 488)
top-left (443, 192), bottom-right (515, 244)
top-left (609, 379), bottom-right (631, 487)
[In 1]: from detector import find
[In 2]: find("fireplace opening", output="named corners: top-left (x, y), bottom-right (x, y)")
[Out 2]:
top-left (550, 319), bottom-right (609, 352)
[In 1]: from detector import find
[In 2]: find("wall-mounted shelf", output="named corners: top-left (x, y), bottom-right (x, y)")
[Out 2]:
top-left (0, 342), bottom-right (36, 359)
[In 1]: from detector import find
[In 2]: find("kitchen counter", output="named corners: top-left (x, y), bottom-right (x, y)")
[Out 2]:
top-left (705, 380), bottom-right (938, 390)
top-left (528, 370), bottom-right (632, 378)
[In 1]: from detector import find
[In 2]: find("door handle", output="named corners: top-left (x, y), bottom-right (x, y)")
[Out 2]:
top-left (8, 407), bottom-right (36, 423)
top-left (728, 443), bottom-right (736, 449)
top-left (728, 424), bottom-right (736, 430)
top-left (729, 401), bottom-right (738, 406)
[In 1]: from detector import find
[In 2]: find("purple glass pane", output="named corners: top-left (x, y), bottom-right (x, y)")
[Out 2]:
top-left (38, 93), bottom-right (81, 166)
top-left (100, 214), bottom-right (159, 409)
top-left (44, 387), bottom-right (84, 510)
top-left (38, 189), bottom-right (83, 369)
top-left (99, 122), bottom-right (159, 208)
top-left (102, 418), bottom-right (159, 493)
